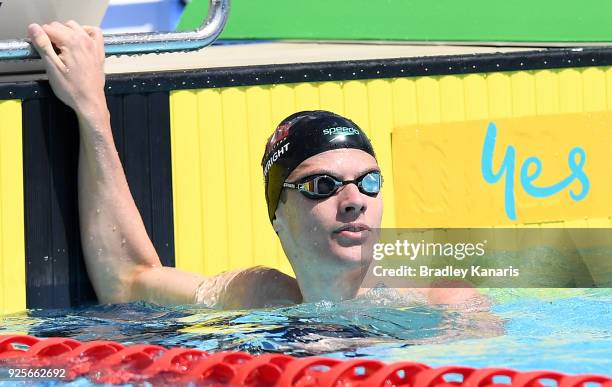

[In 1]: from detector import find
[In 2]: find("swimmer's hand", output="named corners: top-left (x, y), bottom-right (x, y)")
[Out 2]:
top-left (27, 22), bottom-right (105, 113)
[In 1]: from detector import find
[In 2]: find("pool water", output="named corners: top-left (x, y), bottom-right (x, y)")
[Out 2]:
top-left (0, 288), bottom-right (610, 379)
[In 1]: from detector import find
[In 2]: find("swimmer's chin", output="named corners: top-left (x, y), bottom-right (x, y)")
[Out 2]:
top-left (327, 246), bottom-right (369, 265)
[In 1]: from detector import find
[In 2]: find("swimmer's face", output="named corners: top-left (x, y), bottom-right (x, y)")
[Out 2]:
top-left (274, 148), bottom-right (383, 266)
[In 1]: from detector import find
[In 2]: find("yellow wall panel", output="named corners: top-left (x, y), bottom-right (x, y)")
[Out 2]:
top-left (582, 68), bottom-right (606, 112)
top-left (415, 77), bottom-right (441, 124)
top-left (606, 68), bottom-right (612, 110)
top-left (391, 78), bottom-right (418, 127)
top-left (342, 81), bottom-right (370, 137)
top-left (0, 100), bottom-right (25, 314)
top-left (245, 86), bottom-right (281, 271)
top-left (319, 82), bottom-right (345, 115)
top-left (463, 73), bottom-right (489, 120)
top-left (198, 89), bottom-right (231, 274)
top-left (170, 90), bottom-right (205, 273)
top-left (439, 75), bottom-right (465, 122)
top-left (366, 79), bottom-right (396, 228)
top-left (558, 69), bottom-right (583, 113)
top-left (510, 71), bottom-right (536, 117)
top-left (487, 72), bottom-right (513, 118)
top-left (535, 70), bottom-right (560, 115)
top-left (294, 82), bottom-right (320, 112)
top-left (221, 88), bottom-right (254, 269)
top-left (270, 84), bottom-right (297, 126)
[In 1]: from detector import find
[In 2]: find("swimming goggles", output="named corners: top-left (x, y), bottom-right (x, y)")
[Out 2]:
top-left (283, 171), bottom-right (383, 199)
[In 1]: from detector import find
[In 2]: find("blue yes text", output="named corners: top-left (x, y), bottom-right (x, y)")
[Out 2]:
top-left (481, 122), bottom-right (589, 220)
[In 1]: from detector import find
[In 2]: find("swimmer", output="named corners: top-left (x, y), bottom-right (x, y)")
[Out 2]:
top-left (27, 21), bottom-right (482, 309)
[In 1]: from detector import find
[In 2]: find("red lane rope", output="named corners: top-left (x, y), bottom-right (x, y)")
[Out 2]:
top-left (0, 335), bottom-right (609, 386)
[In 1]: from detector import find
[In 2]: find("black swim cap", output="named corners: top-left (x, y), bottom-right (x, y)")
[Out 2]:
top-left (261, 110), bottom-right (376, 223)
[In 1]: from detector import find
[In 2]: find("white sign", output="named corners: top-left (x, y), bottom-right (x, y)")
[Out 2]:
top-left (0, 0), bottom-right (109, 39)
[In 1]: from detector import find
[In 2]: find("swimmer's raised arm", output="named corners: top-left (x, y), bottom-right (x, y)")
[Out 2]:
top-left (27, 21), bottom-right (301, 308)
top-left (26, 21), bottom-right (205, 304)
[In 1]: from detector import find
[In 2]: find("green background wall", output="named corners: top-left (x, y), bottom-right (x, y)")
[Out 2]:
top-left (178, 0), bottom-right (612, 42)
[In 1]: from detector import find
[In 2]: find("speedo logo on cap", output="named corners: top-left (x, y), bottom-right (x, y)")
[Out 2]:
top-left (322, 127), bottom-right (359, 136)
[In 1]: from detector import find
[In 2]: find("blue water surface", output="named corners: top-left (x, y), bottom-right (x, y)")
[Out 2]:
top-left (0, 288), bottom-right (610, 385)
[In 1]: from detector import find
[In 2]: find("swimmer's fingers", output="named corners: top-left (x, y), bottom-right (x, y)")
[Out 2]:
top-left (42, 22), bottom-right (74, 47)
top-left (42, 22), bottom-right (79, 66)
top-left (27, 23), bottom-right (66, 73)
top-left (65, 21), bottom-right (105, 64)
top-left (64, 20), bottom-right (88, 35)
top-left (82, 25), bottom-right (105, 62)
top-left (83, 25), bottom-right (103, 40)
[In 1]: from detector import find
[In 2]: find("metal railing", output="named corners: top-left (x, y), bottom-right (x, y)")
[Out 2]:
top-left (0, 0), bottom-right (229, 60)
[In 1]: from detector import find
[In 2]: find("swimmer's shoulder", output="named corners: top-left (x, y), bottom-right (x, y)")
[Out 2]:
top-left (236, 266), bottom-right (303, 308)
top-left (195, 266), bottom-right (302, 309)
